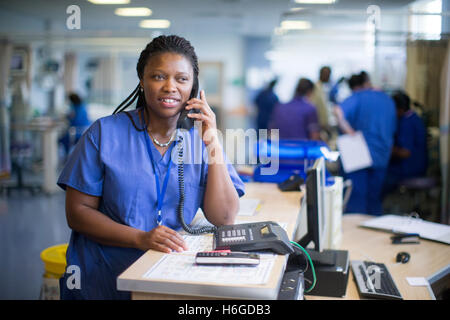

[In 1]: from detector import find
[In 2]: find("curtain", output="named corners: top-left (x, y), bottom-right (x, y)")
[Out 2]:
top-left (92, 55), bottom-right (120, 106)
top-left (405, 39), bottom-right (449, 224)
top-left (0, 39), bottom-right (12, 178)
top-left (440, 41), bottom-right (450, 224)
top-left (405, 40), bottom-right (448, 127)
top-left (64, 52), bottom-right (78, 96)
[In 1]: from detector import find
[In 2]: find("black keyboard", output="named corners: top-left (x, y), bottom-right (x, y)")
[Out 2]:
top-left (351, 260), bottom-right (403, 300)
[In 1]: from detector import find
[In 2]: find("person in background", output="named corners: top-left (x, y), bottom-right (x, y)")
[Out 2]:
top-left (59, 93), bottom-right (91, 156)
top-left (383, 90), bottom-right (428, 195)
top-left (334, 72), bottom-right (396, 215)
top-left (269, 78), bottom-right (320, 140)
top-left (310, 66), bottom-right (332, 131)
top-left (254, 78), bottom-right (279, 131)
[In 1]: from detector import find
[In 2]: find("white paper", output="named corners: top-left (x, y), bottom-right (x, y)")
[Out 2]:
top-left (336, 131), bottom-right (373, 173)
top-left (320, 146), bottom-right (340, 162)
top-left (238, 198), bottom-right (261, 216)
top-left (407, 277), bottom-right (429, 287)
top-left (142, 253), bottom-right (276, 285)
top-left (182, 234), bottom-right (214, 253)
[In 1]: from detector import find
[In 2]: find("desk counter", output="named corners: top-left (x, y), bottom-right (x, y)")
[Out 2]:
top-left (118, 183), bottom-right (449, 300)
top-left (118, 182), bottom-right (304, 300)
top-left (307, 214), bottom-right (450, 300)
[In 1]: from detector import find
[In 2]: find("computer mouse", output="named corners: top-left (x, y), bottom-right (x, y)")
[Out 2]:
top-left (396, 252), bottom-right (410, 264)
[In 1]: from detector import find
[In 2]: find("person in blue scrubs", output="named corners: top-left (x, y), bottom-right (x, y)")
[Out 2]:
top-left (57, 35), bottom-right (245, 299)
top-left (59, 93), bottom-right (91, 156)
top-left (254, 78), bottom-right (279, 131)
top-left (334, 73), bottom-right (396, 215)
top-left (383, 91), bottom-right (428, 195)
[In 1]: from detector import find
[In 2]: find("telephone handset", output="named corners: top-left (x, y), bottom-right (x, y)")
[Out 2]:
top-left (213, 221), bottom-right (294, 255)
top-left (176, 89), bottom-right (216, 235)
top-left (176, 91), bottom-right (201, 130)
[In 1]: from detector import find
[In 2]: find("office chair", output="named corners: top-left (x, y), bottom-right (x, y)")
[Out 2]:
top-left (398, 176), bottom-right (438, 218)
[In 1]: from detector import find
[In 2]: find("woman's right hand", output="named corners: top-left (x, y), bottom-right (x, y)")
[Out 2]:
top-left (137, 225), bottom-right (188, 253)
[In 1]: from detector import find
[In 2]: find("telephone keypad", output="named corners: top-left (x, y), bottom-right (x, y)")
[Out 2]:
top-left (221, 228), bottom-right (249, 243)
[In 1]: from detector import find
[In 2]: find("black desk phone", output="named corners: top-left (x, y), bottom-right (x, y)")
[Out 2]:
top-left (213, 221), bottom-right (294, 255)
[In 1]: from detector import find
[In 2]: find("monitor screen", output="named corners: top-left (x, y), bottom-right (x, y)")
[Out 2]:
top-left (298, 157), bottom-right (326, 252)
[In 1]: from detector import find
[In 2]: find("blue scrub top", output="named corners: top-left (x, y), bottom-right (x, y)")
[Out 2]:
top-left (57, 109), bottom-right (245, 299)
top-left (341, 89), bottom-right (396, 168)
top-left (389, 110), bottom-right (427, 179)
top-left (70, 102), bottom-right (91, 128)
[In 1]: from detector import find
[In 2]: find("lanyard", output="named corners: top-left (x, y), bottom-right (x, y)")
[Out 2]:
top-left (143, 129), bottom-right (174, 226)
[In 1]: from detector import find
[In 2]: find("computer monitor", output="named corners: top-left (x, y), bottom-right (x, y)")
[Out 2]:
top-left (298, 157), bottom-right (326, 252)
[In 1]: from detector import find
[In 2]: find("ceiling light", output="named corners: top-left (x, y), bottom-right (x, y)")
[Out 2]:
top-left (88, 0), bottom-right (130, 4)
top-left (115, 8), bottom-right (152, 16)
top-left (294, 0), bottom-right (336, 4)
top-left (139, 19), bottom-right (171, 29)
top-left (289, 7), bottom-right (305, 13)
top-left (280, 20), bottom-right (311, 30)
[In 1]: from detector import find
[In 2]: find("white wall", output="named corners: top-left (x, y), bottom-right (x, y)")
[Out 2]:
top-left (188, 32), bottom-right (245, 112)
top-left (268, 32), bottom-right (374, 103)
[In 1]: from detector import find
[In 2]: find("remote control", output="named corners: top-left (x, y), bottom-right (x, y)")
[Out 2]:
top-left (195, 251), bottom-right (260, 266)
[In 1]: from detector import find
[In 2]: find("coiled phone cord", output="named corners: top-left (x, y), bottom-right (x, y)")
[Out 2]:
top-left (176, 135), bottom-right (218, 235)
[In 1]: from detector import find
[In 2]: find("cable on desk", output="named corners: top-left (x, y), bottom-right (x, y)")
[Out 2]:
top-left (290, 241), bottom-right (316, 293)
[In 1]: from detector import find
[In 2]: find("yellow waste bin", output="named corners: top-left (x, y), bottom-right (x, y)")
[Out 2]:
top-left (39, 243), bottom-right (68, 300)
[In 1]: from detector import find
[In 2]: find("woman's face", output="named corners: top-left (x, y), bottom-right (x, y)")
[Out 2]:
top-left (140, 52), bottom-right (194, 120)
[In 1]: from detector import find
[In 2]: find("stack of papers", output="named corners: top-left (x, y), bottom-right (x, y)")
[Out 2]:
top-left (142, 253), bottom-right (275, 286)
top-left (360, 215), bottom-right (450, 245)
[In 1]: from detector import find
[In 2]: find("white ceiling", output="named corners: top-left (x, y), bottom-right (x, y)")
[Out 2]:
top-left (0, 0), bottom-right (417, 41)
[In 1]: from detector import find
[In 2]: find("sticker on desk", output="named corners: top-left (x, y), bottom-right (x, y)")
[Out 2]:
top-left (142, 253), bottom-right (275, 285)
top-left (406, 277), bottom-right (429, 287)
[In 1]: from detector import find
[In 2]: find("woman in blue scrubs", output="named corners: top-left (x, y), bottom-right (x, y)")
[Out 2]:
top-left (57, 35), bottom-right (245, 299)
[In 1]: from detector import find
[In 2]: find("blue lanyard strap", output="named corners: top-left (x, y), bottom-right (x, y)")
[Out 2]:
top-left (143, 128), bottom-right (174, 226)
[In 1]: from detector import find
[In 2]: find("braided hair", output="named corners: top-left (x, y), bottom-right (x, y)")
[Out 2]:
top-left (113, 35), bottom-right (199, 130)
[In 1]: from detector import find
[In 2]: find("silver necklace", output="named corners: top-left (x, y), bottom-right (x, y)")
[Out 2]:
top-left (148, 131), bottom-right (176, 147)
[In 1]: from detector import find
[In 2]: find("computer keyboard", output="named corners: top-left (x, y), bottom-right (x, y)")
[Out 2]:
top-left (351, 260), bottom-right (403, 300)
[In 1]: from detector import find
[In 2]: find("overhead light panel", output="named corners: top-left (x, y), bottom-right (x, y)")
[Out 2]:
top-left (115, 7), bottom-right (152, 16)
top-left (280, 20), bottom-right (311, 30)
top-left (139, 19), bottom-right (171, 29)
top-left (88, 0), bottom-right (130, 4)
top-left (289, 7), bottom-right (305, 13)
top-left (294, 0), bottom-right (336, 4)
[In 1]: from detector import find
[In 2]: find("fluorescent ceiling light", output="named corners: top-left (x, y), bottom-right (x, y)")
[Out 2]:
top-left (289, 7), bottom-right (305, 12)
top-left (115, 7), bottom-right (152, 16)
top-left (294, 0), bottom-right (336, 4)
top-left (280, 20), bottom-right (311, 30)
top-left (88, 0), bottom-right (130, 4)
top-left (139, 19), bottom-right (171, 29)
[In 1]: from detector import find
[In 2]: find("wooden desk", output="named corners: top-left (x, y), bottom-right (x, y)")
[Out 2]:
top-left (118, 183), bottom-right (450, 300)
top-left (117, 183), bottom-right (304, 300)
top-left (306, 214), bottom-right (450, 300)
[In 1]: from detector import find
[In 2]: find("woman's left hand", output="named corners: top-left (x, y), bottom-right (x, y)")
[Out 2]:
top-left (185, 90), bottom-right (218, 146)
